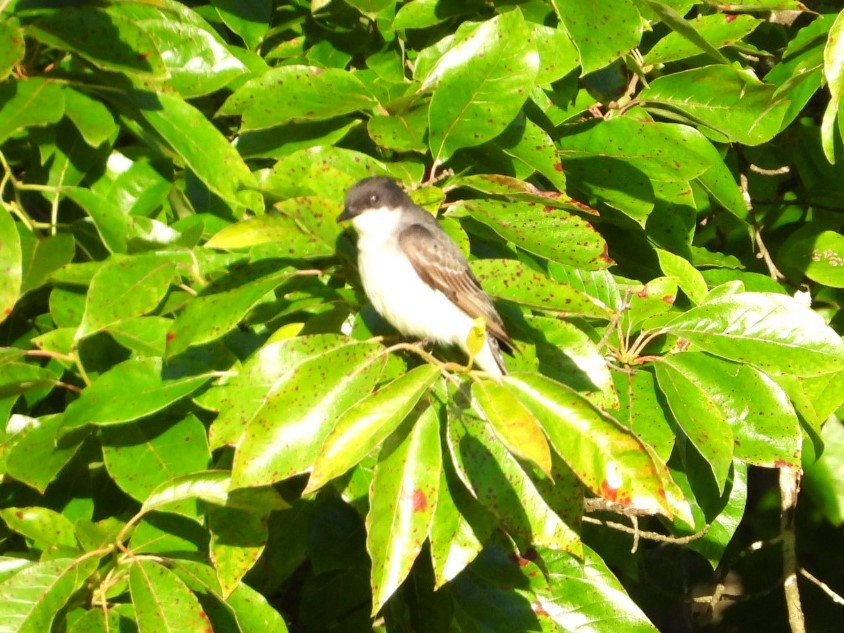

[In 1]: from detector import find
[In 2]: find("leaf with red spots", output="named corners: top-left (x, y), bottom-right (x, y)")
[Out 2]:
top-left (306, 364), bottom-right (440, 494)
top-left (426, 9), bottom-right (539, 162)
top-left (206, 196), bottom-right (341, 258)
top-left (130, 559), bottom-right (212, 633)
top-left (447, 393), bottom-right (582, 555)
top-left (505, 371), bottom-right (691, 522)
top-left (657, 352), bottom-right (801, 472)
top-left (470, 258), bottom-right (613, 319)
top-left (662, 291), bottom-right (844, 377)
top-left (429, 465), bottom-right (495, 588)
top-left (219, 65), bottom-right (376, 130)
top-left (461, 199), bottom-right (609, 270)
top-left (0, 208), bottom-right (21, 326)
top-left (205, 334), bottom-right (352, 449)
top-left (550, 0), bottom-right (642, 74)
top-left (367, 403), bottom-right (441, 615)
top-left (472, 379), bottom-right (553, 477)
top-left (231, 341), bottom-right (386, 488)
top-left (76, 253), bottom-right (177, 340)
top-left (208, 505), bottom-right (269, 598)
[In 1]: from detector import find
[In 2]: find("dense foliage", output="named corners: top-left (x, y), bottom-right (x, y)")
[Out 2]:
top-left (1, 0), bottom-right (844, 631)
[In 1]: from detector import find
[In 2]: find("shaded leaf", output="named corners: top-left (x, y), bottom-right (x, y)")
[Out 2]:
top-left (27, 7), bottom-right (167, 77)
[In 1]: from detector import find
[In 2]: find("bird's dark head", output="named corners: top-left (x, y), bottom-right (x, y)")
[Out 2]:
top-left (338, 177), bottom-right (409, 222)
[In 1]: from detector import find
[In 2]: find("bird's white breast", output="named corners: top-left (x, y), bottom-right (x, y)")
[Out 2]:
top-left (352, 208), bottom-right (475, 346)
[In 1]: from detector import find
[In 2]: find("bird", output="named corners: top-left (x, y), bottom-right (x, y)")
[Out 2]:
top-left (338, 176), bottom-right (514, 376)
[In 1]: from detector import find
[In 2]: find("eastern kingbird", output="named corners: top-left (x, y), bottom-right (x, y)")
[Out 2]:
top-left (338, 177), bottom-right (513, 375)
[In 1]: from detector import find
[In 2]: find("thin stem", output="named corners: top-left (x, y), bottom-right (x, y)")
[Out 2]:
top-left (780, 466), bottom-right (805, 633)
top-left (800, 568), bottom-right (844, 607)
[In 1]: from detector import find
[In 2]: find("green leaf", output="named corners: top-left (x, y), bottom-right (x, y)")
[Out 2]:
top-left (210, 0), bottom-right (272, 50)
top-left (0, 557), bottom-right (100, 633)
top-left (225, 577), bottom-right (290, 632)
top-left (550, 0), bottom-right (642, 74)
top-left (613, 368), bottom-right (675, 462)
top-left (427, 10), bottom-right (539, 162)
top-left (653, 357), bottom-right (735, 492)
top-left (106, 317), bottom-right (172, 357)
top-left (0, 209), bottom-right (21, 325)
top-left (206, 196), bottom-right (341, 258)
top-left (460, 199), bottom-right (611, 269)
top-left (494, 115), bottom-right (566, 191)
top-left (505, 372), bottom-right (691, 522)
top-left (559, 117), bottom-right (721, 182)
top-left (644, 12), bottom-right (762, 65)
top-left (429, 467), bottom-right (493, 588)
top-left (536, 545), bottom-right (660, 632)
top-left (0, 507), bottom-right (77, 550)
top-left (821, 10), bottom-right (844, 163)
top-left (662, 292), bottom-right (844, 377)
top-left (367, 110), bottom-right (428, 153)
top-left (124, 91), bottom-right (260, 214)
top-left (367, 403), bottom-right (441, 615)
top-left (62, 87), bottom-right (116, 147)
top-left (447, 394), bottom-right (582, 554)
top-left (19, 232), bottom-right (75, 295)
top-left (61, 358), bottom-right (213, 429)
top-left (76, 254), bottom-right (176, 340)
top-left (220, 65), bottom-right (376, 130)
top-left (0, 78), bottom-right (65, 145)
top-left (531, 22), bottom-right (579, 85)
top-left (306, 364), bottom-right (440, 494)
top-left (656, 249), bottom-right (708, 304)
top-left (640, 66), bottom-right (790, 145)
top-left (659, 352), bottom-right (801, 468)
top-left (231, 341), bottom-right (386, 488)
top-left (133, 19), bottom-right (248, 98)
top-left (208, 505), bottom-right (268, 597)
top-left (166, 266), bottom-right (295, 356)
top-left (27, 7), bottom-right (167, 77)
top-left (101, 415), bottom-right (211, 504)
top-left (470, 258), bottom-right (613, 318)
top-left (472, 380), bottom-right (553, 477)
top-left (4, 415), bottom-right (86, 493)
top-left (141, 471), bottom-right (286, 516)
top-left (780, 229), bottom-right (844, 288)
top-left (204, 334), bottom-right (351, 447)
top-left (804, 419), bottom-right (844, 526)
top-left (0, 22), bottom-right (24, 81)
top-left (130, 560), bottom-right (210, 633)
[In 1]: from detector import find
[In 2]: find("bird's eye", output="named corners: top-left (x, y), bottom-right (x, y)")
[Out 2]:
top-left (369, 194), bottom-right (379, 205)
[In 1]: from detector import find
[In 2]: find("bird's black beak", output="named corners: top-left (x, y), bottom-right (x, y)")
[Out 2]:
top-left (337, 206), bottom-right (355, 223)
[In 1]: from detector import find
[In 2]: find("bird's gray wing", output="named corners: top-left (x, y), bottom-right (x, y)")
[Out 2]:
top-left (398, 223), bottom-right (514, 352)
